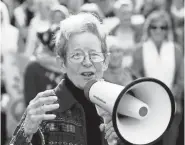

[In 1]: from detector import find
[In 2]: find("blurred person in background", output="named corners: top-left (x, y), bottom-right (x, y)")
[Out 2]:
top-left (24, 0), bottom-right (59, 57)
top-left (10, 12), bottom-right (121, 145)
top-left (171, 0), bottom-right (184, 52)
top-left (12, 0), bottom-right (35, 53)
top-left (67, 0), bottom-right (84, 14)
top-left (88, 0), bottom-right (115, 17)
top-left (2, 0), bottom-right (21, 21)
top-left (0, 1), bottom-right (25, 144)
top-left (132, 10), bottom-right (184, 145)
top-left (80, 3), bottom-right (104, 20)
top-left (17, 0), bottom-right (60, 79)
top-left (79, 2), bottom-right (119, 35)
top-left (50, 4), bottom-right (69, 25)
top-left (24, 4), bottom-right (69, 107)
top-left (109, 0), bottom-right (145, 68)
top-left (139, 0), bottom-right (158, 18)
top-left (111, 0), bottom-right (144, 43)
top-left (103, 36), bottom-right (136, 86)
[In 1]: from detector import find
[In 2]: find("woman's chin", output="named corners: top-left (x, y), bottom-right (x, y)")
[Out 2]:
top-left (81, 74), bottom-right (96, 81)
top-left (79, 75), bottom-right (96, 88)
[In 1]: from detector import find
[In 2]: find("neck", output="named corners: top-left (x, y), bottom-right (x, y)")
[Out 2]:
top-left (155, 41), bottom-right (162, 51)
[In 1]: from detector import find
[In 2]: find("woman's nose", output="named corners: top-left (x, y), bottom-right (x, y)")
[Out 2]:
top-left (155, 28), bottom-right (162, 33)
top-left (82, 55), bottom-right (93, 67)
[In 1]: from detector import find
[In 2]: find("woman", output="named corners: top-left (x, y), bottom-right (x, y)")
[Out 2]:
top-left (104, 36), bottom-right (135, 86)
top-left (79, 3), bottom-right (104, 20)
top-left (10, 13), bottom-right (120, 145)
top-left (132, 10), bottom-right (184, 145)
top-left (24, 0), bottom-right (59, 57)
top-left (110, 0), bottom-right (145, 68)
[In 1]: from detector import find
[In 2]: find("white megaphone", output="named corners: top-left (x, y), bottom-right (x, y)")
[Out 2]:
top-left (84, 77), bottom-right (175, 145)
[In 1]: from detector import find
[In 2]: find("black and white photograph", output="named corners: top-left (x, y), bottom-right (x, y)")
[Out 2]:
top-left (0, 0), bottom-right (184, 145)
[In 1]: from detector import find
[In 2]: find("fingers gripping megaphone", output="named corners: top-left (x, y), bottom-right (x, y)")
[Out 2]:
top-left (84, 77), bottom-right (175, 145)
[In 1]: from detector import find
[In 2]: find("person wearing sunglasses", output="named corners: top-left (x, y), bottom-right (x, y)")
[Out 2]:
top-left (131, 10), bottom-right (184, 145)
top-left (10, 13), bottom-right (122, 145)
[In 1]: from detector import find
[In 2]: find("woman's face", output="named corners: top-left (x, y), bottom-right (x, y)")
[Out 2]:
top-left (109, 46), bottom-right (123, 68)
top-left (63, 32), bottom-right (108, 89)
top-left (149, 19), bottom-right (168, 43)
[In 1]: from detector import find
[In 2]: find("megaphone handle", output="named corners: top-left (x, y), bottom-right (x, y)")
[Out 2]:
top-left (95, 105), bottom-right (110, 123)
top-left (95, 106), bottom-right (118, 145)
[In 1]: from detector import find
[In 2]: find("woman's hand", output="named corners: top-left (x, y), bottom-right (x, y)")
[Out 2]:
top-left (24, 90), bottom-right (59, 136)
top-left (100, 120), bottom-right (119, 145)
top-left (96, 106), bottom-right (119, 145)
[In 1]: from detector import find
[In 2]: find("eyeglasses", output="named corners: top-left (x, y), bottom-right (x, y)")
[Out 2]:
top-left (67, 51), bottom-right (109, 63)
top-left (150, 25), bottom-right (168, 31)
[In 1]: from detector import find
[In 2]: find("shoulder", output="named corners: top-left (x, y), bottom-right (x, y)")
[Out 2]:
top-left (25, 60), bottom-right (43, 73)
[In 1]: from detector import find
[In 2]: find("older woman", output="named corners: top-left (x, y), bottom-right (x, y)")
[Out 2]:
top-left (132, 10), bottom-right (184, 145)
top-left (10, 13), bottom-right (120, 145)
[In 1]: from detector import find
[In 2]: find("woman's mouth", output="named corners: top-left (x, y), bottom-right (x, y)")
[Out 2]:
top-left (81, 72), bottom-right (95, 77)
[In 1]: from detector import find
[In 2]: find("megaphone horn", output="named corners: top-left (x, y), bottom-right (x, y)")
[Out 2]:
top-left (84, 77), bottom-right (175, 145)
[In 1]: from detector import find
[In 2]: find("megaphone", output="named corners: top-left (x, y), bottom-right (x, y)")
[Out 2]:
top-left (84, 77), bottom-right (175, 145)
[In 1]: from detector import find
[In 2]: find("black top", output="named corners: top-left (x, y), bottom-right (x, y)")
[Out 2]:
top-left (65, 75), bottom-right (102, 145)
top-left (24, 61), bottom-right (63, 106)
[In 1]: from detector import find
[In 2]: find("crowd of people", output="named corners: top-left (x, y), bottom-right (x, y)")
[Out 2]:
top-left (1, 0), bottom-right (184, 145)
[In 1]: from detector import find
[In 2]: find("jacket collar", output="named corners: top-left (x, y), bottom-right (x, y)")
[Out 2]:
top-left (54, 79), bottom-right (78, 112)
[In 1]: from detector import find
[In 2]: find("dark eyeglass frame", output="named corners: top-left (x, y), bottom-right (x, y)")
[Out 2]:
top-left (149, 25), bottom-right (168, 31)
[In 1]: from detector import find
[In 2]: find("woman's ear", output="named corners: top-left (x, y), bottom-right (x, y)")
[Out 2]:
top-left (102, 54), bottom-right (110, 71)
top-left (56, 55), bottom-right (67, 73)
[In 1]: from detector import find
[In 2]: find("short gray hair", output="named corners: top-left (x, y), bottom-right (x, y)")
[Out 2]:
top-left (55, 12), bottom-right (108, 60)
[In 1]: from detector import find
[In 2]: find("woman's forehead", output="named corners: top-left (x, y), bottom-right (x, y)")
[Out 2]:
top-left (151, 18), bottom-right (167, 25)
top-left (68, 32), bottom-right (102, 51)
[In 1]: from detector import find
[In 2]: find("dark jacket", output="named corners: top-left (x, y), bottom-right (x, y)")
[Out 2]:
top-left (10, 78), bottom-right (120, 145)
